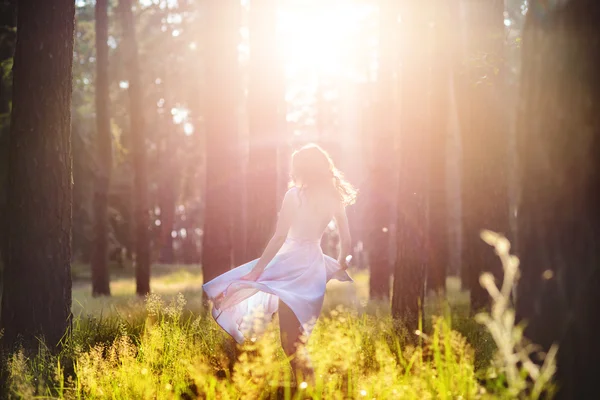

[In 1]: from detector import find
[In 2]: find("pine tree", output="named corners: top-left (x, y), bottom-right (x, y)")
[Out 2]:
top-left (515, 1), bottom-right (600, 397)
top-left (201, 0), bottom-right (240, 283)
top-left (120, 0), bottom-right (151, 295)
top-left (90, 0), bottom-right (112, 296)
top-left (0, 0), bottom-right (75, 352)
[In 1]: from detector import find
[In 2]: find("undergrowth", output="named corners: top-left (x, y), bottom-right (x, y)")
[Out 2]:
top-left (1, 232), bottom-right (555, 399)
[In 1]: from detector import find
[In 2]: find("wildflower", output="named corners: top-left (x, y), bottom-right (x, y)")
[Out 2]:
top-left (299, 381), bottom-right (308, 389)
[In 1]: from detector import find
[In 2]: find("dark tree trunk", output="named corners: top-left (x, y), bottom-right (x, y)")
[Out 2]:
top-left (120, 0), bottom-right (150, 295)
top-left (245, 0), bottom-right (281, 262)
top-left (391, 1), bottom-right (428, 329)
top-left (0, 0), bottom-right (75, 352)
top-left (454, 0), bottom-right (508, 312)
top-left (201, 0), bottom-right (239, 284)
top-left (90, 0), bottom-right (112, 297)
top-left (426, 1), bottom-right (451, 293)
top-left (515, 2), bottom-right (600, 398)
top-left (365, 0), bottom-right (397, 300)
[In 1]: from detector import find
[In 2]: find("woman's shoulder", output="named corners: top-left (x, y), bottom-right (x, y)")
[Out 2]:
top-left (283, 185), bottom-right (302, 205)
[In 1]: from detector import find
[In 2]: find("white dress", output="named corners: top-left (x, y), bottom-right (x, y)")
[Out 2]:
top-left (202, 187), bottom-right (353, 344)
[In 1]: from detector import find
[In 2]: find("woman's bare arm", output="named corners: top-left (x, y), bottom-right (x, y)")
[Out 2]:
top-left (334, 201), bottom-right (351, 269)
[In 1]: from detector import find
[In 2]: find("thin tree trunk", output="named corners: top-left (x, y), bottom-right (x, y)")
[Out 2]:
top-left (391, 1), bottom-right (428, 329)
top-left (515, 2), bottom-right (600, 398)
top-left (455, 0), bottom-right (508, 311)
top-left (201, 0), bottom-right (239, 284)
top-left (245, 0), bottom-right (281, 262)
top-left (365, 0), bottom-right (397, 300)
top-left (91, 0), bottom-right (112, 296)
top-left (120, 0), bottom-right (150, 295)
top-left (158, 179), bottom-right (176, 264)
top-left (157, 94), bottom-right (177, 264)
top-left (0, 0), bottom-right (75, 353)
top-left (426, 0), bottom-right (451, 293)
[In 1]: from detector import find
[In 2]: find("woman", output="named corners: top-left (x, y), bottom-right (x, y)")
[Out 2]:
top-left (203, 143), bottom-right (356, 377)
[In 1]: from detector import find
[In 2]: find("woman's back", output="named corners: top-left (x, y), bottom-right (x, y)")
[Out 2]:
top-left (287, 187), bottom-right (337, 242)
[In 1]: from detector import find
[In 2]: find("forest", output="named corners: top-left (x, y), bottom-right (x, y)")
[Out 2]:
top-left (0, 0), bottom-right (598, 399)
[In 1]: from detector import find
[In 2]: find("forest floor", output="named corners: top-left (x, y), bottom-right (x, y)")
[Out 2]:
top-left (4, 265), bottom-right (516, 399)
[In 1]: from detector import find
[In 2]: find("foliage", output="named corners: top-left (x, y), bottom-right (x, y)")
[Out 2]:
top-left (4, 298), bottom-right (482, 399)
top-left (2, 266), bottom-right (554, 399)
top-left (476, 231), bottom-right (557, 399)
top-left (70, 0), bottom-right (205, 263)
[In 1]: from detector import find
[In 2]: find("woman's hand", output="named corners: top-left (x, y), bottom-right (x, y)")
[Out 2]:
top-left (241, 267), bottom-right (264, 282)
top-left (338, 255), bottom-right (349, 271)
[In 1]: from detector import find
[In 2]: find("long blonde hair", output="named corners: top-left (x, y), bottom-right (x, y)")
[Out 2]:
top-left (289, 143), bottom-right (357, 206)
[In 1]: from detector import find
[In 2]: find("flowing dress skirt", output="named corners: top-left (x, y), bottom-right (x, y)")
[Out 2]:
top-left (202, 237), bottom-right (353, 344)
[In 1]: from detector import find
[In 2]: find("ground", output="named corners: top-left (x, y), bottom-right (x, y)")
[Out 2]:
top-left (4, 264), bottom-right (513, 399)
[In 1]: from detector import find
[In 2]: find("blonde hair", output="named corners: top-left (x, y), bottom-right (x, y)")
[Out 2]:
top-left (289, 143), bottom-right (357, 206)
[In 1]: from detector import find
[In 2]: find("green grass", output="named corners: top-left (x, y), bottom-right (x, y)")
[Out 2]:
top-left (2, 260), bottom-right (552, 399)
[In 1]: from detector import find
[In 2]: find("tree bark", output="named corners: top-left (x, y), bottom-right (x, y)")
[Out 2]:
top-left (91, 0), bottom-right (112, 297)
top-left (426, 0), bottom-right (451, 293)
top-left (515, 2), bottom-right (600, 398)
top-left (0, 0), bottom-right (75, 352)
top-left (454, 0), bottom-right (508, 311)
top-left (365, 0), bottom-right (397, 300)
top-left (391, 1), bottom-right (428, 329)
top-left (245, 0), bottom-right (281, 262)
top-left (120, 0), bottom-right (151, 295)
top-left (201, 0), bottom-right (239, 284)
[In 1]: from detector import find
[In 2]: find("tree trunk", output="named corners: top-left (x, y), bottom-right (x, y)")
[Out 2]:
top-left (201, 0), bottom-right (239, 284)
top-left (0, 0), bottom-right (75, 353)
top-left (365, 0), bottom-right (397, 300)
top-left (120, 0), bottom-right (150, 295)
top-left (158, 177), bottom-right (176, 264)
top-left (157, 96), bottom-right (177, 264)
top-left (454, 0), bottom-right (508, 311)
top-left (90, 0), bottom-right (112, 297)
top-left (426, 0), bottom-right (451, 293)
top-left (515, 2), bottom-right (600, 398)
top-left (245, 0), bottom-right (281, 262)
top-left (391, 1), bottom-right (428, 329)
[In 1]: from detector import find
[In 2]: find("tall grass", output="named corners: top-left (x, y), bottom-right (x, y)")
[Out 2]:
top-left (5, 298), bottom-right (484, 399)
top-left (2, 235), bottom-right (555, 399)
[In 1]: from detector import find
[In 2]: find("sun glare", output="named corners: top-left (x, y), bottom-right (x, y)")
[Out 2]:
top-left (275, 0), bottom-right (377, 139)
top-left (277, 0), bottom-right (375, 80)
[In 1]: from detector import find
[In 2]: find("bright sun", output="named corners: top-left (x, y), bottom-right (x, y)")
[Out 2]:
top-left (272, 0), bottom-right (378, 138)
top-left (277, 0), bottom-right (376, 82)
